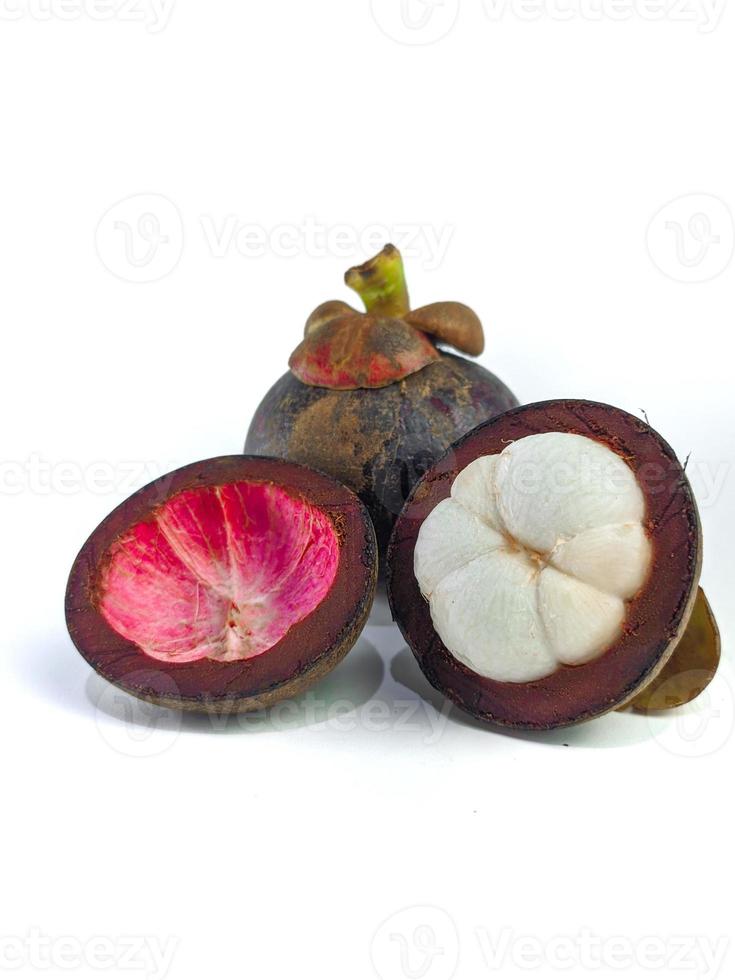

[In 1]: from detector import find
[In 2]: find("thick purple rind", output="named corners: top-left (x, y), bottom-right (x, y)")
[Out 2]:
top-left (386, 400), bottom-right (701, 731)
top-left (65, 456), bottom-right (377, 713)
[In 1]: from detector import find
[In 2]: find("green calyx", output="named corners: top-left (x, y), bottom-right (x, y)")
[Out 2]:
top-left (345, 244), bottom-right (410, 318)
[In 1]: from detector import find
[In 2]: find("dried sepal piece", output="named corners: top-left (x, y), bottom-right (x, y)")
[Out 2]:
top-left (304, 300), bottom-right (358, 337)
top-left (624, 588), bottom-right (721, 712)
top-left (405, 302), bottom-right (485, 357)
top-left (289, 245), bottom-right (486, 390)
top-left (290, 313), bottom-right (440, 389)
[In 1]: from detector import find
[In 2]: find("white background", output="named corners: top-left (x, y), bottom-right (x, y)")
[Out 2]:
top-left (1, 2), bottom-right (734, 979)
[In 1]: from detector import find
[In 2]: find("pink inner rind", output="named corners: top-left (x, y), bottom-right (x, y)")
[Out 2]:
top-left (98, 482), bottom-right (340, 664)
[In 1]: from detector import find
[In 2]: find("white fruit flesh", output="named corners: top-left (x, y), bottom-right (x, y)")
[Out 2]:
top-left (414, 432), bottom-right (652, 683)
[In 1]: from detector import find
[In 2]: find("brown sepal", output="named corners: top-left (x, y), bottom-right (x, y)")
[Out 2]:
top-left (405, 302), bottom-right (485, 356)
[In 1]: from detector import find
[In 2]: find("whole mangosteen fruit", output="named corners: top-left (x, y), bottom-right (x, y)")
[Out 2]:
top-left (388, 399), bottom-right (720, 730)
top-left (245, 245), bottom-right (519, 567)
top-left (66, 456), bottom-right (377, 713)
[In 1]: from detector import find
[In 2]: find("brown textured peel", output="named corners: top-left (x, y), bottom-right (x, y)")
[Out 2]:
top-left (247, 356), bottom-right (518, 565)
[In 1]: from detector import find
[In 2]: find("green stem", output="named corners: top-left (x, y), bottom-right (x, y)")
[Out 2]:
top-left (344, 244), bottom-right (410, 317)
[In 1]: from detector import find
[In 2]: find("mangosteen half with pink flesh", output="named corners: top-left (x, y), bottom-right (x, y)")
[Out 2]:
top-left (245, 245), bottom-right (519, 568)
top-left (388, 399), bottom-right (720, 730)
top-left (65, 456), bottom-right (377, 713)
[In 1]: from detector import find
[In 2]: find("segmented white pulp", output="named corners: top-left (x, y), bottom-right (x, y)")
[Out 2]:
top-left (414, 432), bottom-right (652, 682)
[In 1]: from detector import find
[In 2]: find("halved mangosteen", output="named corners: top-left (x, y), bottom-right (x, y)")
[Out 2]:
top-left (387, 399), bottom-right (718, 730)
top-left (66, 456), bottom-right (377, 713)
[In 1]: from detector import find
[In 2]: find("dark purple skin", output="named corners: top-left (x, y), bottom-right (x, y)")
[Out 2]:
top-left (245, 353), bottom-right (519, 564)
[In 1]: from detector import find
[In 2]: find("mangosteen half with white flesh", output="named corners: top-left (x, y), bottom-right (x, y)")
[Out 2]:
top-left (387, 399), bottom-right (720, 730)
